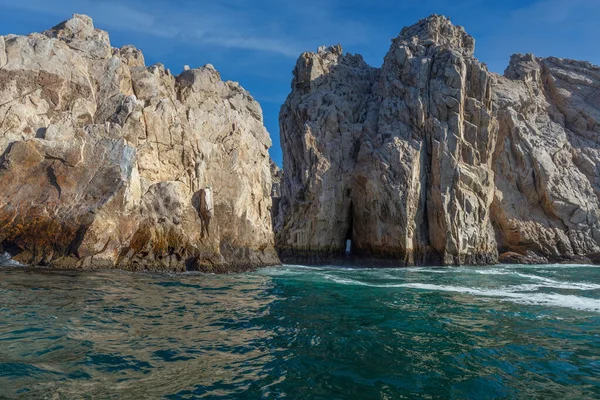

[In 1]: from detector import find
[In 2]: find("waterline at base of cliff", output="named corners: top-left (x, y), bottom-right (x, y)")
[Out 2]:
top-left (0, 264), bottom-right (598, 399)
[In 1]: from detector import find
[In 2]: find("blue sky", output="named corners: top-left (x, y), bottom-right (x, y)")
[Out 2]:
top-left (1, 0), bottom-right (598, 167)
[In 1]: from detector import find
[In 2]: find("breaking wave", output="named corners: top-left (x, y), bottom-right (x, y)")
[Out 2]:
top-left (264, 264), bottom-right (600, 313)
top-left (0, 252), bottom-right (22, 267)
top-left (398, 283), bottom-right (600, 313)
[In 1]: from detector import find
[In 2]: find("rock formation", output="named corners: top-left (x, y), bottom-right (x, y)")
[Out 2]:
top-left (492, 55), bottom-right (600, 264)
top-left (270, 159), bottom-right (283, 224)
top-left (0, 14), bottom-right (279, 271)
top-left (277, 15), bottom-right (600, 265)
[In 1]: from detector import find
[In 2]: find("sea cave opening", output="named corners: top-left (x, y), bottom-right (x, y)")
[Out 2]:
top-left (345, 199), bottom-right (354, 257)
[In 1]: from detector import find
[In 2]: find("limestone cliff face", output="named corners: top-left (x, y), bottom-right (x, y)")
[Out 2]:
top-left (0, 15), bottom-right (278, 271)
top-left (278, 45), bottom-right (378, 262)
top-left (492, 55), bottom-right (600, 264)
top-left (277, 15), bottom-right (600, 265)
top-left (270, 159), bottom-right (283, 226)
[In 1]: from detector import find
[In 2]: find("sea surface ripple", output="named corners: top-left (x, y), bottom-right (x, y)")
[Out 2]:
top-left (0, 260), bottom-right (598, 399)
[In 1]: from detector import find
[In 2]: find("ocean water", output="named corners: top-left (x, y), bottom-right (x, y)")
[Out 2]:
top-left (0, 260), bottom-right (599, 399)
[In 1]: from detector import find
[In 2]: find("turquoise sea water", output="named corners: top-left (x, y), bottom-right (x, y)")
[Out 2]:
top-left (0, 260), bottom-right (599, 399)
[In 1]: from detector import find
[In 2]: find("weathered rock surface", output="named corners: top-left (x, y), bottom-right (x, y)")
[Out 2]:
top-left (270, 159), bottom-right (283, 226)
top-left (270, 159), bottom-right (283, 199)
top-left (0, 14), bottom-right (278, 271)
top-left (277, 15), bottom-right (600, 265)
top-left (492, 54), bottom-right (600, 264)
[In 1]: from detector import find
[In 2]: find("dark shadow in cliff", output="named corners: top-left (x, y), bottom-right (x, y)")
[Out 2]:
top-left (191, 190), bottom-right (212, 239)
top-left (0, 241), bottom-right (22, 259)
top-left (0, 141), bottom-right (14, 165)
top-left (345, 199), bottom-right (354, 254)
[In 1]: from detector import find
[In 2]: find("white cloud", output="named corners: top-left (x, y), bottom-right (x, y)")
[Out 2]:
top-left (0, 0), bottom-right (304, 56)
top-left (0, 0), bottom-right (374, 58)
top-left (511, 0), bottom-right (600, 25)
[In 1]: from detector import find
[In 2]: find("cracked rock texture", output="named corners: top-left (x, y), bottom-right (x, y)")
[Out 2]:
top-left (0, 14), bottom-right (278, 271)
top-left (277, 15), bottom-right (600, 265)
top-left (270, 159), bottom-right (283, 226)
top-left (492, 54), bottom-right (600, 264)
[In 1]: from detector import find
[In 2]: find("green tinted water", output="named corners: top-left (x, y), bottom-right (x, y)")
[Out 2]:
top-left (0, 262), bottom-right (598, 399)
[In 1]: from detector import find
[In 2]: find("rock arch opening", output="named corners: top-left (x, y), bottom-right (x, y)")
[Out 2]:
top-left (345, 200), bottom-right (354, 256)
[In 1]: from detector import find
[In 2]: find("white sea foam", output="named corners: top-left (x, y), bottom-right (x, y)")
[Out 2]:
top-left (506, 272), bottom-right (600, 290)
top-left (537, 280), bottom-right (597, 291)
top-left (472, 269), bottom-right (510, 275)
top-left (317, 268), bottom-right (600, 290)
top-left (405, 268), bottom-right (454, 274)
top-left (320, 274), bottom-right (406, 288)
top-left (0, 252), bottom-right (22, 267)
top-left (323, 275), bottom-right (371, 286)
top-left (313, 270), bottom-right (600, 312)
top-left (270, 264), bottom-right (600, 312)
top-left (399, 283), bottom-right (600, 312)
top-left (413, 267), bottom-right (600, 290)
top-left (504, 263), bottom-right (598, 269)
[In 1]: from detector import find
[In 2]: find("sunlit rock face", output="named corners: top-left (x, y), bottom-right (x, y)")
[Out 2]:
top-left (277, 15), bottom-right (600, 265)
top-left (0, 14), bottom-right (279, 272)
top-left (492, 55), bottom-right (600, 264)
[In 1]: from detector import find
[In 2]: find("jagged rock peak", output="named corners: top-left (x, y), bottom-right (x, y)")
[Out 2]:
top-left (290, 43), bottom-right (375, 93)
top-left (0, 14), bottom-right (278, 271)
top-left (504, 53), bottom-right (541, 81)
top-left (42, 14), bottom-right (112, 59)
top-left (396, 14), bottom-right (475, 55)
top-left (45, 13), bottom-right (96, 37)
top-left (317, 44), bottom-right (343, 56)
top-left (277, 14), bottom-right (600, 266)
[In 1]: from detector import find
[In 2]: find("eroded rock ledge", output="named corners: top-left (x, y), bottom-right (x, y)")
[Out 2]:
top-left (277, 15), bottom-right (600, 266)
top-left (0, 14), bottom-right (279, 272)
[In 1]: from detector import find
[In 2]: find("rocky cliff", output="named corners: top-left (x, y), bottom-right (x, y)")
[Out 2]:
top-left (0, 14), bottom-right (279, 272)
top-left (277, 15), bottom-right (600, 265)
top-left (493, 54), bottom-right (600, 264)
top-left (270, 159), bottom-right (283, 224)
